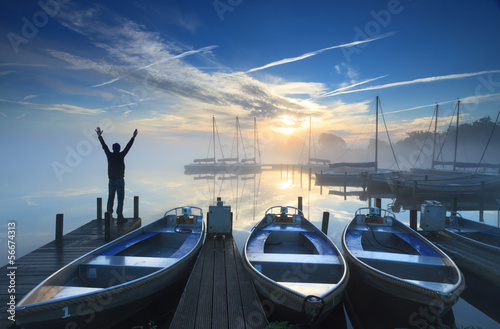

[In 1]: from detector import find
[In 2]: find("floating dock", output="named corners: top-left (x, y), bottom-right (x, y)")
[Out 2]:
top-left (169, 234), bottom-right (268, 329)
top-left (0, 214), bottom-right (140, 328)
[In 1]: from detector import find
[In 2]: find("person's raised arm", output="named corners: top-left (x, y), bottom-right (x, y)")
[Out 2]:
top-left (122, 129), bottom-right (138, 156)
top-left (95, 127), bottom-right (110, 153)
top-left (95, 127), bottom-right (103, 137)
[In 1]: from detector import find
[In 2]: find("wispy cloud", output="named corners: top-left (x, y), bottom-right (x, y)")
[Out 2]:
top-left (50, 6), bottom-right (315, 118)
top-left (0, 63), bottom-right (49, 68)
top-left (0, 71), bottom-right (15, 76)
top-left (24, 95), bottom-right (39, 100)
top-left (243, 32), bottom-right (395, 74)
top-left (0, 98), bottom-right (105, 115)
top-left (91, 45), bottom-right (218, 88)
top-left (22, 187), bottom-right (101, 201)
top-left (322, 70), bottom-right (500, 97)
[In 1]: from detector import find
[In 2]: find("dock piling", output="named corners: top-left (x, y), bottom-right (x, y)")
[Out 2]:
top-left (55, 213), bottom-right (64, 243)
top-left (105, 212), bottom-right (111, 242)
top-left (134, 196), bottom-right (139, 219)
top-left (97, 197), bottom-right (102, 220)
top-left (480, 181), bottom-right (485, 222)
top-left (321, 212), bottom-right (329, 235)
top-left (320, 170), bottom-right (323, 195)
top-left (298, 196), bottom-right (303, 212)
top-left (410, 209), bottom-right (418, 231)
top-left (308, 167), bottom-right (312, 191)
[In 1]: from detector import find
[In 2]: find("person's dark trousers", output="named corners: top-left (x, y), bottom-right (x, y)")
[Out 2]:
top-left (107, 178), bottom-right (125, 218)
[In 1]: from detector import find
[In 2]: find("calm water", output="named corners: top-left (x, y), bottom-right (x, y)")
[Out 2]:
top-left (3, 166), bottom-right (500, 328)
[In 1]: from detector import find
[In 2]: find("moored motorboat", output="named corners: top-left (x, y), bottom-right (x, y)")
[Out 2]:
top-left (342, 207), bottom-right (464, 326)
top-left (16, 206), bottom-right (205, 329)
top-left (426, 211), bottom-right (500, 290)
top-left (242, 206), bottom-right (348, 325)
top-left (444, 211), bottom-right (500, 254)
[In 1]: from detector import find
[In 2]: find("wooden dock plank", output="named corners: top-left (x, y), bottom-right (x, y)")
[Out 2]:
top-left (170, 234), bottom-right (268, 329)
top-left (232, 237), bottom-right (270, 329)
top-left (212, 236), bottom-right (228, 328)
top-left (225, 236), bottom-right (246, 329)
top-left (0, 217), bottom-right (140, 328)
top-left (195, 235), bottom-right (215, 329)
top-left (168, 237), bottom-right (207, 329)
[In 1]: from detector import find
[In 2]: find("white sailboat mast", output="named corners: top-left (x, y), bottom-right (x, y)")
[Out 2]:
top-left (375, 96), bottom-right (379, 172)
top-left (453, 100), bottom-right (460, 171)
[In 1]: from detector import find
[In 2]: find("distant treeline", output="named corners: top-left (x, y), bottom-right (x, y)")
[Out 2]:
top-left (318, 116), bottom-right (500, 170)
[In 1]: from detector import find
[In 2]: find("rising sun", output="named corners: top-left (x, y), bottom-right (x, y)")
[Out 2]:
top-left (273, 115), bottom-right (297, 135)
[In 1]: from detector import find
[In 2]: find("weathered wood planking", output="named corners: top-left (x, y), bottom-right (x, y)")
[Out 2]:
top-left (170, 234), bottom-right (268, 329)
top-left (0, 217), bottom-right (140, 328)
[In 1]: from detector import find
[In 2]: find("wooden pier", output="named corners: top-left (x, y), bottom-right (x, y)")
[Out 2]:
top-left (0, 205), bottom-right (140, 328)
top-left (169, 234), bottom-right (268, 329)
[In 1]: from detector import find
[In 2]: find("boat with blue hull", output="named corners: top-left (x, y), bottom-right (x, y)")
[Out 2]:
top-left (426, 211), bottom-right (500, 290)
top-left (342, 207), bottom-right (464, 325)
top-left (242, 206), bottom-right (348, 325)
top-left (16, 206), bottom-right (205, 329)
top-left (445, 211), bottom-right (500, 254)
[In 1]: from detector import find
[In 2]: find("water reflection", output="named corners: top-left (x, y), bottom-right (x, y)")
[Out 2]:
top-left (6, 165), bottom-right (500, 328)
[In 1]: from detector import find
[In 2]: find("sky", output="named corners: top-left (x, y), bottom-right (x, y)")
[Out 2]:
top-left (1, 1), bottom-right (500, 233)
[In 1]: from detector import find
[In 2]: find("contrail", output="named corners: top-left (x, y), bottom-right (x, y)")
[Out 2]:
top-left (244, 32), bottom-right (395, 74)
top-left (92, 77), bottom-right (122, 88)
top-left (323, 69), bottom-right (500, 97)
top-left (383, 92), bottom-right (500, 115)
top-left (135, 45), bottom-right (218, 71)
top-left (312, 75), bottom-right (388, 100)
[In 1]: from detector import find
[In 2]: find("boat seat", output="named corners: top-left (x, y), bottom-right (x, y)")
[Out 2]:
top-left (170, 233), bottom-right (200, 258)
top-left (99, 232), bottom-right (160, 256)
top-left (345, 230), bottom-right (364, 250)
top-left (247, 253), bottom-right (340, 265)
top-left (83, 255), bottom-right (178, 268)
top-left (41, 286), bottom-right (103, 302)
top-left (80, 256), bottom-right (178, 288)
top-left (352, 250), bottom-right (445, 266)
top-left (300, 231), bottom-right (337, 255)
top-left (346, 230), bottom-right (441, 258)
top-left (246, 230), bottom-right (272, 254)
top-left (393, 232), bottom-right (440, 257)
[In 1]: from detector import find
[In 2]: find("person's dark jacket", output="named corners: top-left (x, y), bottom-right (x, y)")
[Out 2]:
top-left (98, 136), bottom-right (135, 180)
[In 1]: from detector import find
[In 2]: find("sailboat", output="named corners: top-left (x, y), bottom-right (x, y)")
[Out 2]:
top-left (315, 97), bottom-right (399, 187)
top-left (298, 117), bottom-right (331, 170)
top-left (184, 116), bottom-right (261, 175)
top-left (389, 101), bottom-right (500, 193)
top-left (432, 101), bottom-right (500, 172)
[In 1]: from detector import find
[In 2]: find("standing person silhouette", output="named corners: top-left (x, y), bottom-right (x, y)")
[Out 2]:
top-left (95, 127), bottom-right (138, 222)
